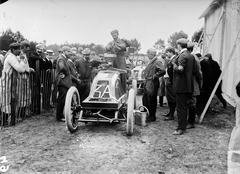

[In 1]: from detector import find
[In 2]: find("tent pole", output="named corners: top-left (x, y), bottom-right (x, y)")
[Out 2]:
top-left (197, 29), bottom-right (204, 47)
top-left (219, 4), bottom-right (226, 67)
top-left (199, 29), bottom-right (240, 123)
top-left (205, 7), bottom-right (225, 54)
top-left (197, 29), bottom-right (204, 54)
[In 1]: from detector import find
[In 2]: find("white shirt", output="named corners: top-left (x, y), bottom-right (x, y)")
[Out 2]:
top-left (164, 55), bottom-right (175, 78)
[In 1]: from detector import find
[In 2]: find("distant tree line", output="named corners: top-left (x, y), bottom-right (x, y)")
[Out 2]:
top-left (0, 27), bottom-right (203, 55)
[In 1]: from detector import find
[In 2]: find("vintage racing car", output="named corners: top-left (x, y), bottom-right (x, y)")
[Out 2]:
top-left (64, 63), bottom-right (138, 136)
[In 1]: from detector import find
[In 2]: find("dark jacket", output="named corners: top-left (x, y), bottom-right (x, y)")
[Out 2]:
top-left (173, 49), bottom-right (195, 93)
top-left (55, 54), bottom-right (72, 89)
top-left (28, 51), bottom-right (43, 71)
top-left (192, 54), bottom-right (203, 96)
top-left (144, 57), bottom-right (166, 96)
top-left (67, 59), bottom-right (79, 86)
top-left (197, 58), bottom-right (212, 102)
top-left (208, 59), bottom-right (221, 85)
top-left (75, 58), bottom-right (101, 80)
top-left (42, 57), bottom-right (53, 70)
top-left (28, 51), bottom-right (52, 71)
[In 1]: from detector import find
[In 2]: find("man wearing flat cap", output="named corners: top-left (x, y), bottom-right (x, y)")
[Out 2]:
top-left (106, 29), bottom-right (132, 70)
top-left (75, 48), bottom-right (102, 104)
top-left (55, 46), bottom-right (81, 122)
top-left (172, 38), bottom-right (195, 135)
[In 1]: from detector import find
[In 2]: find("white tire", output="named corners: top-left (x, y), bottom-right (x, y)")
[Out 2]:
top-left (132, 79), bottom-right (137, 109)
top-left (65, 86), bottom-right (81, 133)
top-left (126, 88), bottom-right (134, 136)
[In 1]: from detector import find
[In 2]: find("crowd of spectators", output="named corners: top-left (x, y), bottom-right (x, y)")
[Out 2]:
top-left (0, 33), bottom-right (229, 133)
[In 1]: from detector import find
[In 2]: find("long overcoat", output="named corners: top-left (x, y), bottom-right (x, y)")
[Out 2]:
top-left (173, 49), bottom-right (195, 94)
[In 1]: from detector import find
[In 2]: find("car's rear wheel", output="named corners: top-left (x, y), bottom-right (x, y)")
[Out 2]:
top-left (126, 88), bottom-right (134, 136)
top-left (65, 86), bottom-right (81, 133)
top-left (132, 79), bottom-right (137, 108)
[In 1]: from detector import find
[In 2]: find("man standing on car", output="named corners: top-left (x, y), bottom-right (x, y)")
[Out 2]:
top-left (172, 38), bottom-right (195, 135)
top-left (142, 48), bottom-right (165, 122)
top-left (106, 29), bottom-right (131, 70)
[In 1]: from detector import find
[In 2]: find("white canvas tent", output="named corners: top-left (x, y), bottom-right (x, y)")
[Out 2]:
top-left (199, 0), bottom-right (240, 107)
top-left (199, 0), bottom-right (240, 173)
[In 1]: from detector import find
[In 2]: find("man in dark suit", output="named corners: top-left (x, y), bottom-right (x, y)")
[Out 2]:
top-left (186, 43), bottom-right (203, 129)
top-left (142, 48), bottom-right (165, 122)
top-left (163, 47), bottom-right (177, 121)
top-left (172, 38), bottom-right (195, 135)
top-left (55, 46), bottom-right (81, 122)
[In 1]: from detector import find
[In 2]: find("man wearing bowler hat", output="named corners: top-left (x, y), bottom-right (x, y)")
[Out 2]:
top-left (172, 38), bottom-right (195, 135)
top-left (106, 29), bottom-right (131, 70)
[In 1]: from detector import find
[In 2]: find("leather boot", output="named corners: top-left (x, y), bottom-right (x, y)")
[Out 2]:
top-left (159, 96), bottom-right (163, 107)
top-left (20, 107), bottom-right (26, 119)
top-left (187, 107), bottom-right (196, 129)
top-left (2, 113), bottom-right (9, 127)
top-left (10, 113), bottom-right (15, 126)
top-left (164, 102), bottom-right (175, 121)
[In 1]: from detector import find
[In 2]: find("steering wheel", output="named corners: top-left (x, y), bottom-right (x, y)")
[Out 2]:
top-left (136, 59), bottom-right (145, 66)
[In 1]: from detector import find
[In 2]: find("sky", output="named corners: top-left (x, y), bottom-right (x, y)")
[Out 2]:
top-left (0, 0), bottom-right (212, 53)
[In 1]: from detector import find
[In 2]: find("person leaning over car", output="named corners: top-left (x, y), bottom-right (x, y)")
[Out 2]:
top-left (142, 48), bottom-right (166, 122)
top-left (75, 48), bottom-right (102, 104)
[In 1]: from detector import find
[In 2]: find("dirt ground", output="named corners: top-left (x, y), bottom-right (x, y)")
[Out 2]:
top-left (0, 95), bottom-right (236, 174)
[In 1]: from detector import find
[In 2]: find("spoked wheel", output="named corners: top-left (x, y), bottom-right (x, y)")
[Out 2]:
top-left (65, 86), bottom-right (81, 133)
top-left (132, 79), bottom-right (137, 109)
top-left (126, 88), bottom-right (134, 136)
